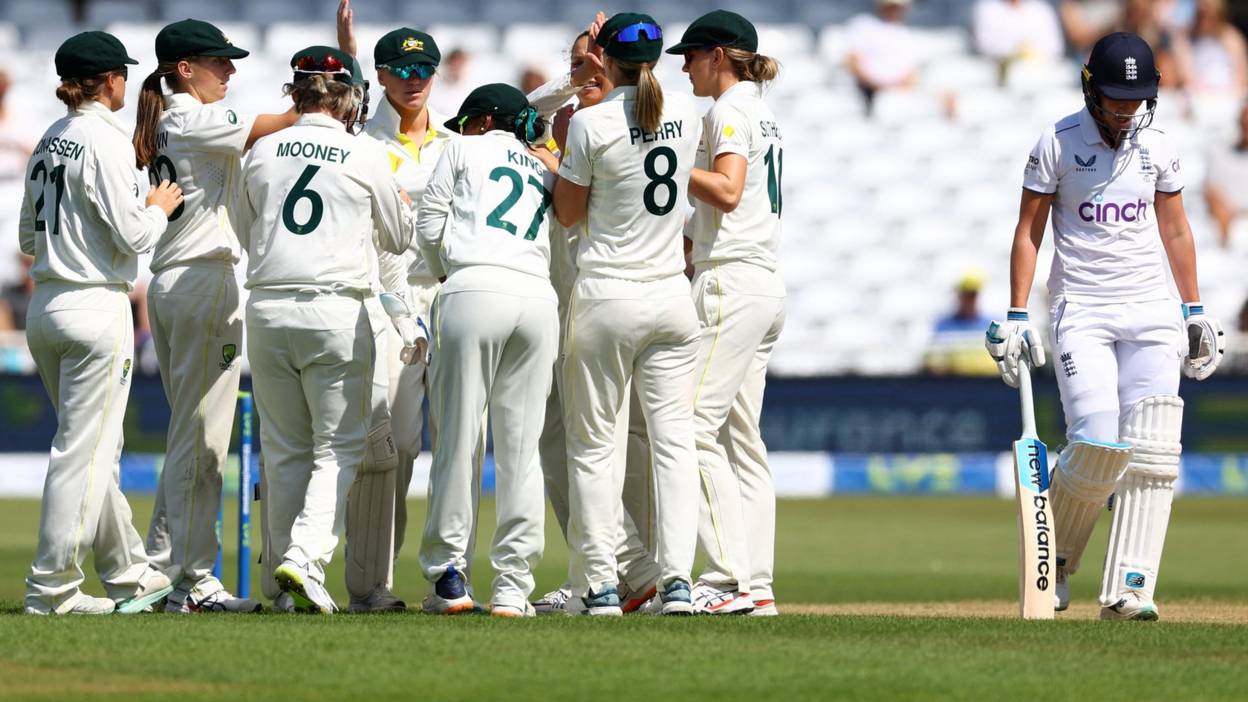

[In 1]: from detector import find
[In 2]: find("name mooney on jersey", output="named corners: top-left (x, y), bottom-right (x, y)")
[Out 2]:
top-left (34, 136), bottom-right (85, 160)
top-left (629, 120), bottom-right (685, 145)
top-left (275, 141), bottom-right (352, 164)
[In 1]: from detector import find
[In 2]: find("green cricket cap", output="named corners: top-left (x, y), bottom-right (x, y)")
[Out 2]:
top-left (55, 31), bottom-right (138, 79)
top-left (666, 10), bottom-right (758, 54)
top-left (156, 19), bottom-right (250, 62)
top-left (596, 12), bottom-right (664, 63)
top-left (290, 46), bottom-right (364, 86)
top-left (444, 83), bottom-right (530, 133)
top-left (374, 28), bottom-right (440, 69)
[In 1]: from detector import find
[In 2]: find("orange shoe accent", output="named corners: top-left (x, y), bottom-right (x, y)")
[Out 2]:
top-left (443, 601), bottom-right (475, 615)
top-left (492, 608), bottom-right (522, 618)
top-left (621, 586), bottom-right (657, 613)
top-left (754, 599), bottom-right (775, 607)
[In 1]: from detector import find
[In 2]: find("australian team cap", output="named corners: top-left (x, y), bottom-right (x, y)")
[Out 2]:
top-left (155, 19), bottom-right (250, 62)
top-left (444, 83), bottom-right (530, 133)
top-left (1085, 32), bottom-right (1158, 100)
top-left (596, 13), bottom-right (663, 63)
top-left (665, 10), bottom-right (758, 54)
top-left (55, 31), bottom-right (138, 79)
top-left (291, 46), bottom-right (364, 86)
top-left (374, 28), bottom-right (441, 69)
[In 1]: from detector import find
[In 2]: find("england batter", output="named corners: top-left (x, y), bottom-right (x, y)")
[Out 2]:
top-left (553, 13), bottom-right (703, 616)
top-left (987, 32), bottom-right (1224, 621)
top-left (670, 10), bottom-right (786, 617)
top-left (132, 18), bottom-right (299, 614)
top-left (233, 47), bottom-right (413, 613)
top-left (416, 84), bottom-right (558, 617)
top-left (21, 31), bottom-right (182, 615)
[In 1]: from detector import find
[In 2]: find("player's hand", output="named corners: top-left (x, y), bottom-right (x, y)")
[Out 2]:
top-left (147, 180), bottom-right (183, 217)
top-left (394, 315), bottom-right (429, 366)
top-left (985, 309), bottom-right (1045, 388)
top-left (552, 104), bottom-right (574, 152)
top-left (1182, 302), bottom-right (1224, 380)
top-left (336, 0), bottom-right (357, 56)
top-left (397, 187), bottom-right (413, 209)
top-left (587, 12), bottom-right (606, 59)
top-left (570, 50), bottom-right (604, 87)
top-left (528, 145), bottom-right (559, 172)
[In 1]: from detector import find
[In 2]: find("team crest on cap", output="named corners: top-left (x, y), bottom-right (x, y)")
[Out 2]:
top-left (402, 37), bottom-right (425, 53)
top-left (1125, 56), bottom-right (1137, 81)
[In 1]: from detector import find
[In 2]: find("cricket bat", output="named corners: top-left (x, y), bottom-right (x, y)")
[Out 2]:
top-left (1013, 359), bottom-right (1055, 620)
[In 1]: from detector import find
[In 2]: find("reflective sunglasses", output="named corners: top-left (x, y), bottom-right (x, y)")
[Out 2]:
top-left (379, 63), bottom-right (435, 80)
top-left (295, 54), bottom-right (347, 74)
top-left (612, 22), bottom-right (662, 43)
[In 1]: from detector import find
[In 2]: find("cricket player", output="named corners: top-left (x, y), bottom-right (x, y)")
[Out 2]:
top-left (525, 21), bottom-right (662, 615)
top-left (132, 18), bottom-right (299, 614)
top-left (233, 47), bottom-right (413, 613)
top-left (335, 3), bottom-right (466, 612)
top-left (416, 84), bottom-right (558, 618)
top-left (21, 31), bottom-right (182, 615)
top-left (987, 32), bottom-right (1224, 621)
top-left (552, 13), bottom-right (703, 616)
top-left (670, 10), bottom-right (787, 617)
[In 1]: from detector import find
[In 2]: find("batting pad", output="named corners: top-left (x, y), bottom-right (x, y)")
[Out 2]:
top-left (1100, 395), bottom-right (1183, 607)
top-left (1050, 439), bottom-right (1133, 575)
top-left (345, 469), bottom-right (397, 598)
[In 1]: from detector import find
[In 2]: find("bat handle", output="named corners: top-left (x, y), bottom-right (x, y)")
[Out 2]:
top-left (1018, 357), bottom-right (1038, 439)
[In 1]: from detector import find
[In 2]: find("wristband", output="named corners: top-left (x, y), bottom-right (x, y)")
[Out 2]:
top-left (1182, 302), bottom-right (1203, 320)
top-left (1007, 307), bottom-right (1029, 322)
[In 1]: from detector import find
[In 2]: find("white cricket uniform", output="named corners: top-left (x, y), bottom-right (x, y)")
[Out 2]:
top-left (141, 94), bottom-right (255, 600)
top-left (1022, 107), bottom-right (1188, 609)
top-left (559, 86), bottom-right (703, 597)
top-left (234, 113), bottom-right (413, 597)
top-left (20, 101), bottom-right (168, 612)
top-left (1023, 108), bottom-right (1185, 443)
top-left (527, 77), bottom-right (662, 595)
top-left (688, 80), bottom-right (787, 603)
top-left (416, 131), bottom-right (558, 607)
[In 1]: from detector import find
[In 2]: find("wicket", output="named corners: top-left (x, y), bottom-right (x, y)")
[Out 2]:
top-left (212, 391), bottom-right (256, 598)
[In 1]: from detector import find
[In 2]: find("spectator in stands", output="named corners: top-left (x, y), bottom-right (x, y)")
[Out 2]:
top-left (519, 66), bottom-right (547, 94)
top-left (846, 0), bottom-right (921, 114)
top-left (973, 0), bottom-right (1065, 81)
top-left (1221, 297), bottom-right (1248, 374)
top-left (0, 254), bottom-right (33, 331)
top-left (924, 271), bottom-right (999, 376)
top-left (433, 47), bottom-right (472, 117)
top-left (1204, 101), bottom-right (1248, 247)
top-left (1061, 0), bottom-right (1180, 84)
top-left (0, 70), bottom-right (33, 180)
top-left (1173, 0), bottom-right (1248, 94)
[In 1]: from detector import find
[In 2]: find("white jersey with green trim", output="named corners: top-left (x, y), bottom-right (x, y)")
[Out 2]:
top-left (149, 94), bottom-right (256, 273)
top-left (417, 130), bottom-right (555, 285)
top-left (689, 81), bottom-right (783, 272)
top-left (234, 113), bottom-right (413, 293)
top-left (19, 102), bottom-right (167, 288)
top-left (558, 86), bottom-right (701, 282)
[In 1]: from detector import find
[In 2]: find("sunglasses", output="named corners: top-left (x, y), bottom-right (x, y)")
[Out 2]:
top-left (380, 63), bottom-right (435, 80)
top-left (295, 54), bottom-right (347, 74)
top-left (612, 22), bottom-right (662, 43)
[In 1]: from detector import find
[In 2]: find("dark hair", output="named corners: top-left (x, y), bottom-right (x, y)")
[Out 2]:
top-left (133, 62), bottom-right (179, 168)
top-left (493, 105), bottom-right (545, 145)
top-left (56, 73), bottom-right (114, 112)
top-left (570, 30), bottom-right (590, 53)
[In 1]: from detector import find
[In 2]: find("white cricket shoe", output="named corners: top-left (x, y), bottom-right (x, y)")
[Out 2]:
top-left (349, 585), bottom-right (407, 613)
top-left (274, 561), bottom-right (337, 614)
top-left (421, 566), bottom-right (475, 615)
top-left (692, 582), bottom-right (756, 615)
top-left (491, 601), bottom-right (537, 618)
top-left (1055, 562), bottom-right (1070, 612)
top-left (116, 568), bottom-right (175, 614)
top-left (1100, 592), bottom-right (1159, 621)
top-left (25, 592), bottom-right (116, 615)
top-left (531, 585), bottom-right (572, 615)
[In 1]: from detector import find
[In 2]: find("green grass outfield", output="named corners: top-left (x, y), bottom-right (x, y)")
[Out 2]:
top-left (1, 496), bottom-right (1246, 701)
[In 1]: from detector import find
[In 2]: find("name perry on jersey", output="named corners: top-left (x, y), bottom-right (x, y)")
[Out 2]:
top-left (507, 149), bottom-right (545, 174)
top-left (629, 120), bottom-right (685, 145)
top-left (275, 140), bottom-right (352, 164)
top-left (34, 136), bottom-right (84, 160)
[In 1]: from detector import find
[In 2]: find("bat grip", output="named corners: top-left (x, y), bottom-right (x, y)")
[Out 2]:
top-left (1018, 357), bottom-right (1038, 439)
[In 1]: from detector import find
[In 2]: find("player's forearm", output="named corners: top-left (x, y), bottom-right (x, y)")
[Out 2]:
top-left (1009, 227), bottom-right (1040, 309)
top-left (553, 177), bottom-right (587, 227)
top-left (246, 109), bottom-right (299, 151)
top-left (1162, 226), bottom-right (1200, 303)
top-left (689, 166), bottom-right (743, 213)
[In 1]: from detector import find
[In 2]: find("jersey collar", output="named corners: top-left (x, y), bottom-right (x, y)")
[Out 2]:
top-left (1078, 108), bottom-right (1103, 146)
top-left (720, 80), bottom-right (760, 101)
top-left (367, 93), bottom-right (452, 161)
top-left (164, 92), bottom-right (203, 111)
top-left (604, 86), bottom-right (638, 102)
top-left (73, 100), bottom-right (130, 137)
top-left (295, 112), bottom-right (347, 131)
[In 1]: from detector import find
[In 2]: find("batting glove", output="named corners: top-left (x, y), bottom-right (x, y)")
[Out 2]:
top-left (985, 308), bottom-right (1046, 388)
top-left (1182, 302), bottom-right (1224, 381)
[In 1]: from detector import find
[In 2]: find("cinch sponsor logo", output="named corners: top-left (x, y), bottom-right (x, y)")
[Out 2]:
top-left (1078, 197), bottom-right (1149, 223)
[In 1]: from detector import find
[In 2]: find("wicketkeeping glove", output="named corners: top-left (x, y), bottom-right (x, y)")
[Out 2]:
top-left (985, 308), bottom-right (1046, 388)
top-left (1182, 302), bottom-right (1224, 381)
top-left (379, 292), bottom-right (429, 366)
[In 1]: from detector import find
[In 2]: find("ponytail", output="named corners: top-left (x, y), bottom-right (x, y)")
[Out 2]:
top-left (510, 106), bottom-right (544, 145)
top-left (723, 48), bottom-right (780, 85)
top-left (55, 75), bottom-right (109, 112)
top-left (133, 63), bottom-right (177, 169)
top-left (633, 62), bottom-right (663, 134)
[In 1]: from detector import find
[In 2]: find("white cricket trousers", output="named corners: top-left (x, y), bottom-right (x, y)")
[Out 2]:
top-left (691, 261), bottom-right (785, 599)
top-left (564, 274), bottom-right (701, 597)
top-left (391, 278), bottom-right (439, 557)
top-left (420, 266), bottom-right (557, 607)
top-left (248, 290), bottom-right (372, 595)
top-left (24, 282), bottom-right (149, 611)
top-left (144, 263), bottom-right (243, 596)
top-left (1050, 297), bottom-right (1183, 443)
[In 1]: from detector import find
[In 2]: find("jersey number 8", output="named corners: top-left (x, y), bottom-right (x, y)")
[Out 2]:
top-left (150, 156), bottom-right (187, 222)
top-left (643, 146), bottom-right (678, 216)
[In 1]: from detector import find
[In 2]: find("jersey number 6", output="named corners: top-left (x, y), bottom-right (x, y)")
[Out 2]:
top-left (282, 165), bottom-right (324, 235)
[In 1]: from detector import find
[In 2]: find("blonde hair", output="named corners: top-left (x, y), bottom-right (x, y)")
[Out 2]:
top-left (284, 74), bottom-right (359, 120)
top-left (723, 47), bottom-right (780, 84)
top-left (613, 58), bottom-right (663, 133)
top-left (55, 74), bottom-right (111, 112)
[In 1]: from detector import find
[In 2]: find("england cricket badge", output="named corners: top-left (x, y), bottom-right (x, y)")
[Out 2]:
top-left (220, 343), bottom-right (238, 370)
